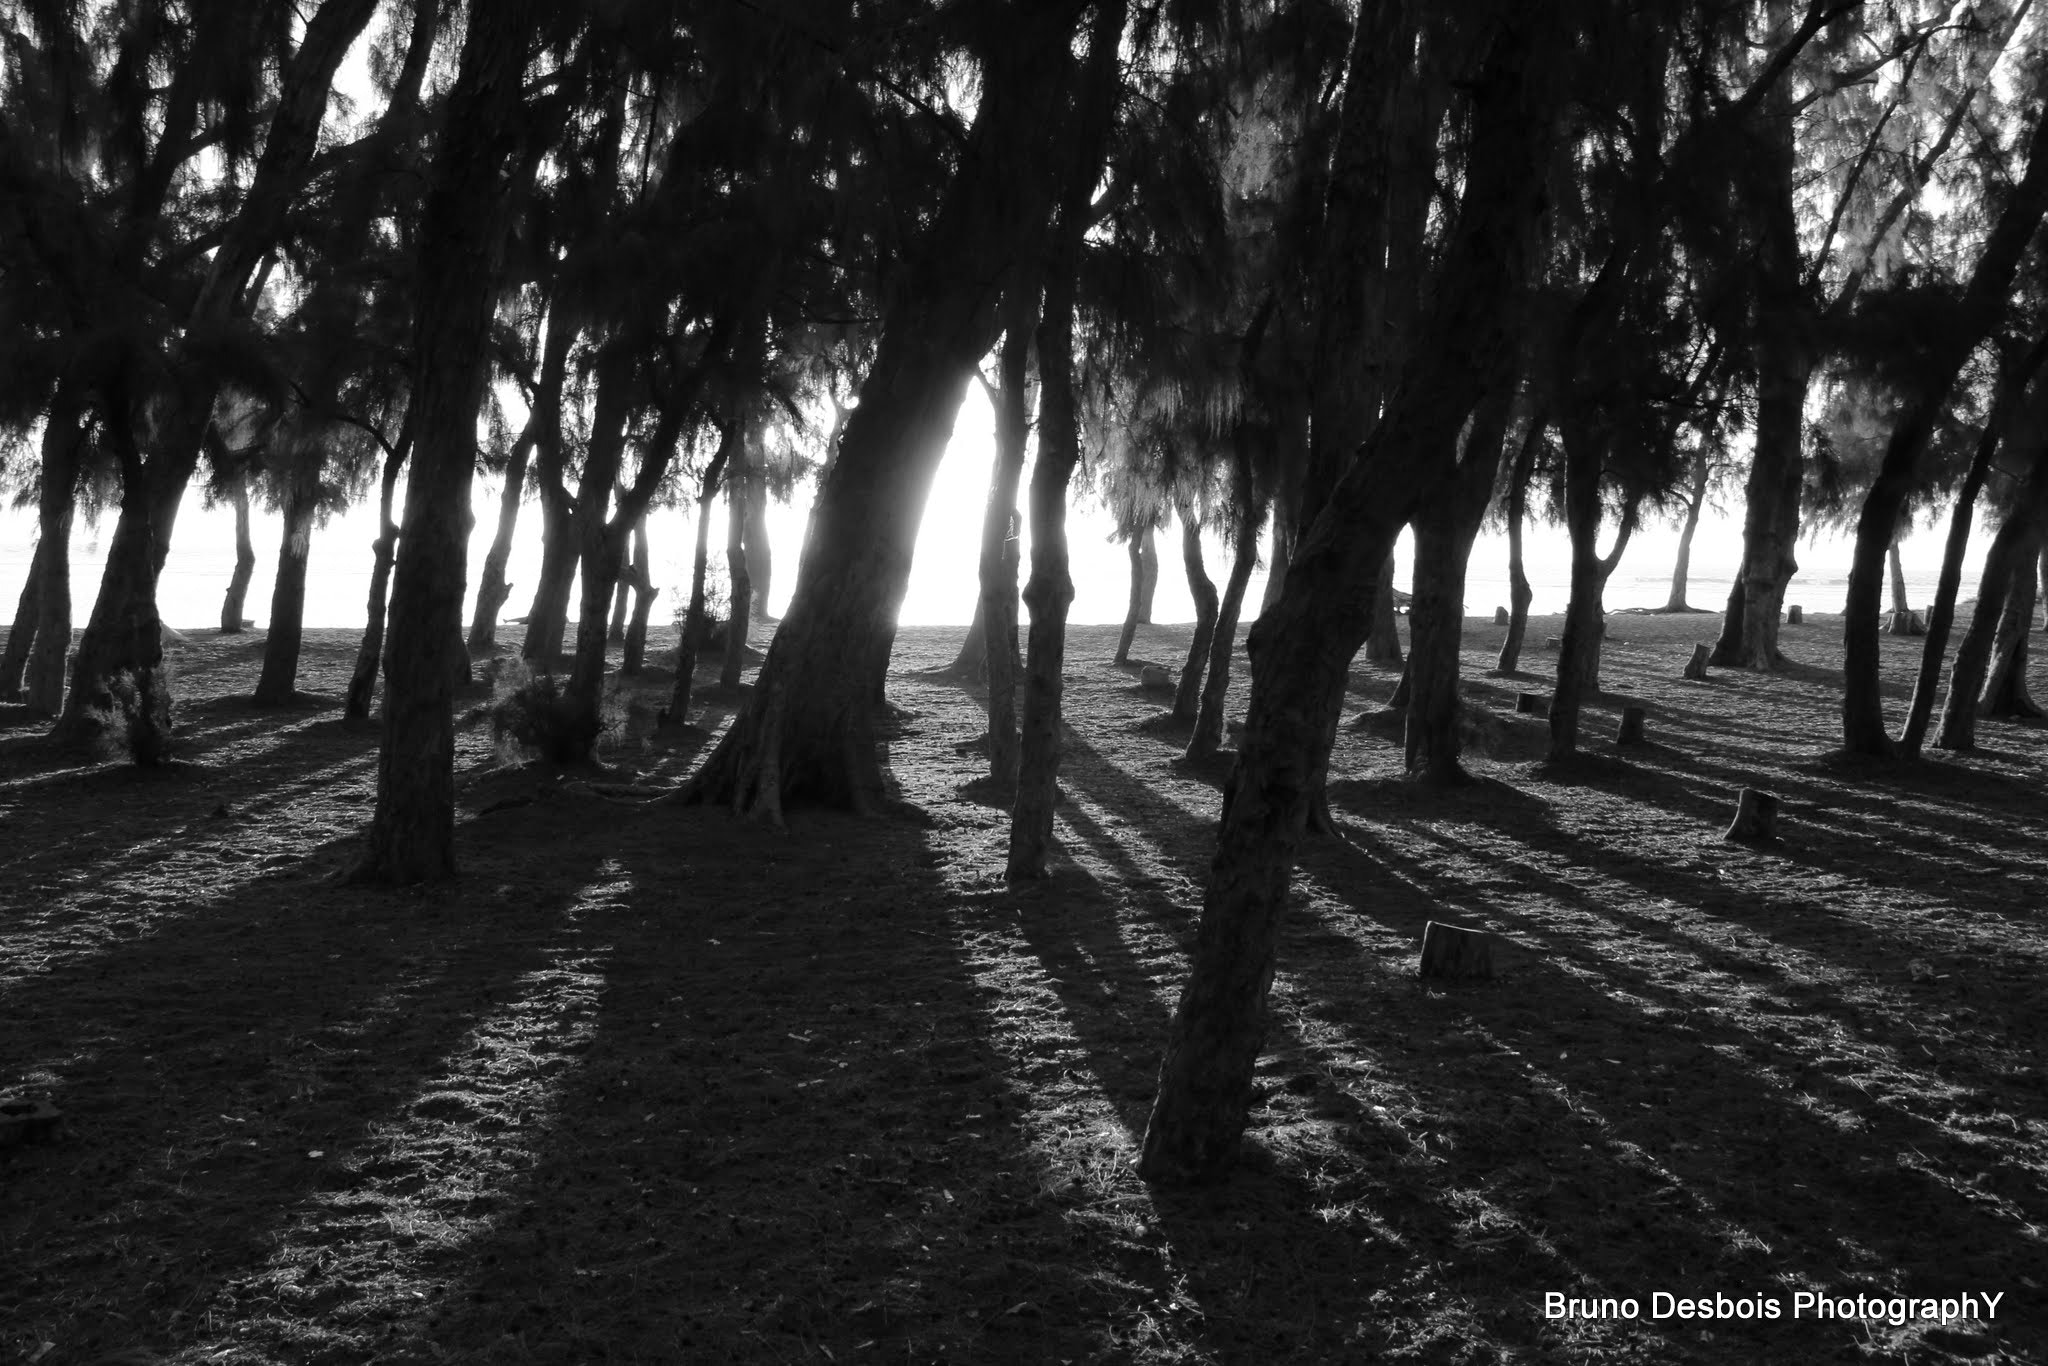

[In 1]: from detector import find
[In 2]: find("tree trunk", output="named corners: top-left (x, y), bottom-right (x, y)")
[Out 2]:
top-left (560, 355), bottom-right (637, 759)
top-left (1137, 522), bottom-right (1160, 622)
top-left (743, 472), bottom-right (773, 620)
top-left (1664, 460), bottom-right (1708, 611)
top-left (1187, 487), bottom-right (1263, 761)
top-left (1115, 534), bottom-right (1145, 665)
top-left (1936, 504), bottom-right (2041, 750)
top-left (1844, 96), bottom-right (2048, 755)
top-left (1547, 419), bottom-right (1637, 760)
top-left (981, 305), bottom-right (1034, 782)
top-left (221, 471), bottom-right (257, 632)
top-left (1172, 510), bottom-right (1219, 721)
top-left (1404, 518), bottom-right (1475, 781)
top-left (609, 574), bottom-right (630, 643)
top-left (1140, 2), bottom-right (1561, 1184)
top-left (951, 597), bottom-right (990, 679)
top-left (1365, 547), bottom-right (1404, 665)
top-left (621, 515), bottom-right (656, 675)
top-left (1980, 532), bottom-right (2042, 719)
top-left (721, 476), bottom-right (753, 689)
top-left (253, 477), bottom-right (318, 703)
top-left (345, 428), bottom-right (410, 720)
top-left (675, 5), bottom-right (1083, 822)
top-left (521, 491), bottom-right (577, 666)
top-left (1, 543), bottom-right (45, 700)
top-left (467, 417), bottom-right (537, 655)
top-left (1496, 420), bottom-right (1539, 673)
top-left (666, 426), bottom-right (737, 724)
top-left (354, 0), bottom-right (538, 882)
top-left (1888, 539), bottom-right (1911, 618)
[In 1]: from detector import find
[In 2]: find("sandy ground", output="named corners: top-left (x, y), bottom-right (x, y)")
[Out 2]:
top-left (2, 608), bottom-right (2045, 1364)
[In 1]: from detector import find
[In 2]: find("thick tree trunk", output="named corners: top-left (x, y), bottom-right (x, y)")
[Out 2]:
top-left (675, 5), bottom-right (1081, 822)
top-left (221, 472), bottom-right (257, 632)
top-left (721, 478), bottom-right (753, 689)
top-left (1404, 519), bottom-right (1475, 780)
top-left (1980, 533), bottom-right (2042, 719)
top-left (1844, 97), bottom-right (2048, 754)
top-left (1187, 492), bottom-right (1263, 761)
top-left (1365, 548), bottom-right (1404, 665)
top-left (621, 516), bottom-right (656, 675)
top-left (980, 309), bottom-right (1033, 782)
top-left (1664, 461), bottom-right (1708, 611)
top-left (1172, 511), bottom-right (1219, 721)
top-left (253, 477), bottom-right (318, 704)
top-left (521, 492), bottom-right (577, 666)
top-left (1, 544), bottom-right (45, 700)
top-left (1140, 3), bottom-right (1560, 1184)
top-left (354, 0), bottom-right (537, 882)
top-left (4, 392), bottom-right (87, 708)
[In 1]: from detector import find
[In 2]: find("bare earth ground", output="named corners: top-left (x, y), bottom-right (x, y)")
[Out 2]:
top-left (2, 607), bottom-right (2046, 1365)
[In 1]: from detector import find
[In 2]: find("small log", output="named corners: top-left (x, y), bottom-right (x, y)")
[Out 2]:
top-left (1723, 787), bottom-right (1780, 843)
top-left (1419, 921), bottom-right (1495, 980)
top-left (1683, 642), bottom-right (1710, 681)
top-left (1493, 606), bottom-right (1509, 625)
top-left (1514, 692), bottom-right (1550, 717)
top-left (1785, 605), bottom-right (1802, 625)
top-left (1615, 704), bottom-right (1646, 745)
top-left (1139, 664), bottom-right (1172, 690)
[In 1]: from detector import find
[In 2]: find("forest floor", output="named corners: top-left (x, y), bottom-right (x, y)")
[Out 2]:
top-left (2, 608), bottom-right (2046, 1365)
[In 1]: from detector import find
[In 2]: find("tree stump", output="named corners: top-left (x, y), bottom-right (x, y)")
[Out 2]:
top-left (1419, 921), bottom-right (1495, 980)
top-left (1515, 692), bottom-right (1549, 716)
top-left (1886, 609), bottom-right (1925, 636)
top-left (1724, 788), bottom-right (1780, 843)
top-left (1683, 643), bottom-right (1710, 681)
top-left (1616, 705), bottom-right (1646, 745)
top-left (1494, 606), bottom-right (1509, 625)
top-left (1786, 605), bottom-right (1802, 625)
top-left (1139, 664), bottom-right (1172, 690)
top-left (1543, 636), bottom-right (1561, 651)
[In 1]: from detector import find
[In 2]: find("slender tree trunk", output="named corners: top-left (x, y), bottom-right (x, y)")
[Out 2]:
top-left (1186, 494), bottom-right (1262, 761)
top-left (522, 493), bottom-right (577, 665)
top-left (1665, 462), bottom-right (1708, 611)
top-left (609, 575), bottom-right (630, 643)
top-left (1888, 539), bottom-right (1911, 619)
top-left (743, 473), bottom-right (773, 620)
top-left (721, 478), bottom-right (753, 689)
top-left (253, 476), bottom-right (319, 704)
top-left (1115, 534), bottom-right (1145, 665)
top-left (1844, 97), bottom-right (2048, 754)
top-left (1140, 1), bottom-right (1560, 1184)
top-left (221, 471), bottom-right (257, 632)
top-left (355, 0), bottom-right (538, 882)
top-left (675, 5), bottom-right (1082, 822)
top-left (1173, 511), bottom-right (1219, 721)
top-left (1137, 523), bottom-right (1160, 621)
top-left (1, 544), bottom-right (44, 700)
top-left (980, 307), bottom-right (1033, 783)
top-left (666, 426), bottom-right (737, 724)
top-left (1365, 548), bottom-right (1404, 664)
top-left (345, 429), bottom-right (410, 720)
top-left (622, 515), bottom-right (656, 675)
top-left (560, 359), bottom-right (636, 758)
top-left (1496, 421), bottom-right (1539, 673)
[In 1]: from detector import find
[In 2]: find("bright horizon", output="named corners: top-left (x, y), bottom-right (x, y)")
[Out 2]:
top-left (0, 378), bottom-right (1997, 641)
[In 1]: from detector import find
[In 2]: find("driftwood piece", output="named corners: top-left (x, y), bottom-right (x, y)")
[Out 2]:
top-left (1786, 605), bottom-right (1802, 625)
top-left (1494, 606), bottom-right (1510, 625)
top-left (1724, 787), bottom-right (1781, 843)
top-left (1616, 705), bottom-right (1646, 745)
top-left (1514, 692), bottom-right (1550, 717)
top-left (1683, 643), bottom-right (1710, 681)
top-left (1419, 921), bottom-right (1496, 980)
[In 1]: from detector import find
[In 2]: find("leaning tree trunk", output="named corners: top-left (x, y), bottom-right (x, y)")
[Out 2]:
top-left (1496, 421), bottom-right (1540, 673)
top-left (221, 471), bottom-right (257, 632)
top-left (1115, 534), bottom-right (1146, 666)
top-left (253, 474), bottom-right (319, 705)
top-left (1936, 500), bottom-right (2043, 750)
top-left (1664, 461), bottom-right (1709, 612)
top-left (467, 421), bottom-right (537, 653)
top-left (8, 390), bottom-right (84, 709)
top-left (1140, 1), bottom-right (1559, 1185)
top-left (344, 428), bottom-right (410, 721)
top-left (475, 322), bottom-right (566, 654)
top-left (1365, 548), bottom-right (1404, 665)
top-left (354, 0), bottom-right (537, 883)
top-left (979, 305), bottom-right (1034, 782)
top-left (0, 544), bottom-right (45, 700)
top-left (1888, 539), bottom-right (1911, 619)
top-left (559, 358), bottom-right (640, 759)
top-left (674, 4), bottom-right (1080, 823)
top-left (1980, 532), bottom-right (2042, 719)
top-left (1405, 520), bottom-right (1478, 780)
top-left (666, 426), bottom-right (737, 725)
top-left (521, 489), bottom-right (576, 666)
top-left (1187, 486), bottom-right (1264, 761)
top-left (621, 515), bottom-right (656, 675)
top-left (1844, 93), bottom-right (2048, 755)
top-left (1137, 522), bottom-right (1160, 622)
top-left (721, 476), bottom-right (754, 690)
top-left (743, 472), bottom-right (773, 621)
top-left (1172, 510), bottom-right (1220, 722)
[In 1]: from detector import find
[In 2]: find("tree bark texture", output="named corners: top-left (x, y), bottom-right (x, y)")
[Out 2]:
top-left (356, 0), bottom-right (538, 882)
top-left (981, 306), bottom-right (1035, 783)
top-left (676, 5), bottom-right (1085, 822)
top-left (1140, 2), bottom-right (1562, 1185)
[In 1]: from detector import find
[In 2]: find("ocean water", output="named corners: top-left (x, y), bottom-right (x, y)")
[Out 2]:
top-left (0, 385), bottom-right (1994, 638)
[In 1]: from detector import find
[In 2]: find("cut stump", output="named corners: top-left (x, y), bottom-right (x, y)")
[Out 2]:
top-left (1493, 606), bottom-right (1510, 625)
top-left (1514, 692), bottom-right (1550, 717)
top-left (1886, 609), bottom-right (1925, 636)
top-left (1724, 788), bottom-right (1781, 843)
top-left (1139, 664), bottom-right (1172, 690)
top-left (1616, 705), bottom-right (1646, 745)
top-left (1543, 636), bottom-right (1561, 652)
top-left (1786, 605), bottom-right (1803, 625)
top-left (1419, 921), bottom-right (1496, 980)
top-left (1683, 643), bottom-right (1711, 681)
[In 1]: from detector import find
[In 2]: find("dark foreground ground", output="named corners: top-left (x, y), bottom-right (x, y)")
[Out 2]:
top-left (2, 610), bottom-right (2046, 1364)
